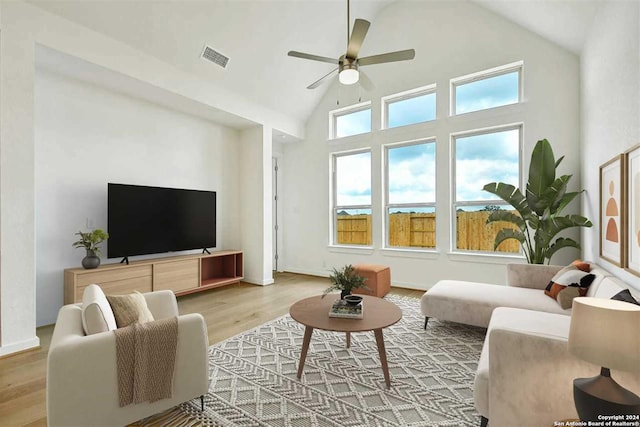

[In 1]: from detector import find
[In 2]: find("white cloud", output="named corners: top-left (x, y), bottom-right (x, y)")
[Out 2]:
top-left (336, 152), bottom-right (371, 206)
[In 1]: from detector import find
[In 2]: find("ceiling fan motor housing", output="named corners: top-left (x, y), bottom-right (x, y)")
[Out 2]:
top-left (340, 58), bottom-right (358, 73)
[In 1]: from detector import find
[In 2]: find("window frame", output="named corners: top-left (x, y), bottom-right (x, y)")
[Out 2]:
top-left (450, 61), bottom-right (523, 116)
top-left (383, 138), bottom-right (437, 250)
top-left (450, 123), bottom-right (523, 255)
top-left (331, 148), bottom-right (373, 247)
top-left (329, 101), bottom-right (372, 140)
top-left (381, 84), bottom-right (437, 130)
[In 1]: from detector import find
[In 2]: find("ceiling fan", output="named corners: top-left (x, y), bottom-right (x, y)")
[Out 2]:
top-left (288, 0), bottom-right (415, 90)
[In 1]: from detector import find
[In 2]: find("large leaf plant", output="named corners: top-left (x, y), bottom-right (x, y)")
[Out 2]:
top-left (483, 138), bottom-right (592, 264)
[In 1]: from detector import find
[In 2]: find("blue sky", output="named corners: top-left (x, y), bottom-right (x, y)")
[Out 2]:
top-left (456, 129), bottom-right (519, 201)
top-left (388, 93), bottom-right (436, 128)
top-left (336, 129), bottom-right (519, 207)
top-left (335, 109), bottom-right (371, 138)
top-left (388, 142), bottom-right (435, 204)
top-left (336, 151), bottom-right (371, 206)
top-left (456, 71), bottom-right (519, 114)
top-left (335, 74), bottom-right (519, 208)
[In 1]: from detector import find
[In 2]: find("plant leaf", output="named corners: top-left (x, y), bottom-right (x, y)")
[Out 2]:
top-left (486, 210), bottom-right (526, 231)
top-left (546, 237), bottom-right (581, 261)
top-left (543, 175), bottom-right (571, 213)
top-left (554, 191), bottom-right (582, 215)
top-left (483, 183), bottom-right (532, 218)
top-left (526, 139), bottom-right (556, 216)
top-left (493, 228), bottom-right (526, 249)
top-left (537, 215), bottom-right (593, 248)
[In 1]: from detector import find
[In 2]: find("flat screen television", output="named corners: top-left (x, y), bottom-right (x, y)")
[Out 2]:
top-left (108, 183), bottom-right (216, 259)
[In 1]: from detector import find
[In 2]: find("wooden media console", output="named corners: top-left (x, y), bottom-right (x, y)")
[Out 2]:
top-left (64, 250), bottom-right (243, 304)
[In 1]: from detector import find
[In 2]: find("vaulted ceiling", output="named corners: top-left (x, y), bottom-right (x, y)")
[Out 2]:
top-left (28, 0), bottom-right (602, 126)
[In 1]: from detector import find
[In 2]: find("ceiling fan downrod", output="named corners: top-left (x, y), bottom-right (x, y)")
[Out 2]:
top-left (347, 0), bottom-right (350, 49)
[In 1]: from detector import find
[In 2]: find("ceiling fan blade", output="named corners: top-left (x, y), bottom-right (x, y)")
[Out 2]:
top-left (307, 67), bottom-right (339, 89)
top-left (359, 70), bottom-right (375, 91)
top-left (288, 51), bottom-right (339, 65)
top-left (345, 19), bottom-right (370, 60)
top-left (358, 49), bottom-right (415, 66)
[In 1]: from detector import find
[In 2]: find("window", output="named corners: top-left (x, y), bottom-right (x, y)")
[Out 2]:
top-left (452, 126), bottom-right (521, 253)
top-left (332, 150), bottom-right (372, 246)
top-left (383, 85), bottom-right (436, 129)
top-left (452, 62), bottom-right (522, 115)
top-left (385, 140), bottom-right (436, 248)
top-left (330, 102), bottom-right (371, 139)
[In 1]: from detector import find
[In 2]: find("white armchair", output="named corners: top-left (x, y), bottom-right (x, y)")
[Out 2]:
top-left (47, 290), bottom-right (209, 427)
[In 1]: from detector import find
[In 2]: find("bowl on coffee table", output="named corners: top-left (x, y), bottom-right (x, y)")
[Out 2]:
top-left (344, 295), bottom-right (363, 306)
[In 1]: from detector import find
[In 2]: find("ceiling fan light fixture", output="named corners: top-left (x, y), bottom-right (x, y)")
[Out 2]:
top-left (339, 68), bottom-right (359, 85)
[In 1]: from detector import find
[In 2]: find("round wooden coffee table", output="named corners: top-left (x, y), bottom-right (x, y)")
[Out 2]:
top-left (289, 295), bottom-right (402, 388)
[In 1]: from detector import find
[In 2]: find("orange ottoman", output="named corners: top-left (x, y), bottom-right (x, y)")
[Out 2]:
top-left (353, 264), bottom-right (391, 298)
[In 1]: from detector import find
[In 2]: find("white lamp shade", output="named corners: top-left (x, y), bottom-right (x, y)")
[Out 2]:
top-left (569, 297), bottom-right (640, 372)
top-left (339, 69), bottom-right (359, 85)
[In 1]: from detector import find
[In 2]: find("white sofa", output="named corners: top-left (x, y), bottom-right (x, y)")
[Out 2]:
top-left (47, 290), bottom-right (210, 427)
top-left (421, 264), bottom-right (640, 427)
top-left (421, 263), bottom-right (609, 328)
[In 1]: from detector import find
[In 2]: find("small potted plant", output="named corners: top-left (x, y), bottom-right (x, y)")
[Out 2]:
top-left (322, 264), bottom-right (370, 299)
top-left (72, 229), bottom-right (109, 269)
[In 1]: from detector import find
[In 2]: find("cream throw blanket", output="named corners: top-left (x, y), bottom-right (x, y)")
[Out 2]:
top-left (114, 317), bottom-right (178, 407)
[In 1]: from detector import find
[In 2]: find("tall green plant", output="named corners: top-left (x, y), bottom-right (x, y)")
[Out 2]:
top-left (483, 139), bottom-right (592, 264)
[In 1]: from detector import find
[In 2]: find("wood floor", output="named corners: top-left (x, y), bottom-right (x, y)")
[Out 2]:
top-left (0, 272), bottom-right (424, 426)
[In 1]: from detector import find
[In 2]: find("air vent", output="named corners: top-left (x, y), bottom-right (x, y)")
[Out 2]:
top-left (201, 45), bottom-right (229, 68)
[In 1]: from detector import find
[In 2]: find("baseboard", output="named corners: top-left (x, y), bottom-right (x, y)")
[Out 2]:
top-left (280, 266), bottom-right (330, 278)
top-left (390, 281), bottom-right (430, 291)
top-left (243, 276), bottom-right (275, 286)
top-left (0, 336), bottom-right (41, 358)
top-left (279, 267), bottom-right (430, 291)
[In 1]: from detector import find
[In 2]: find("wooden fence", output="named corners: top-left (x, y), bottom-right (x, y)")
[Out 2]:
top-left (336, 211), bottom-right (520, 252)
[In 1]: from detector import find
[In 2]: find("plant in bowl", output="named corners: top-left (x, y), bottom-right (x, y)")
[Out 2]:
top-left (72, 229), bottom-right (109, 269)
top-left (322, 264), bottom-right (370, 299)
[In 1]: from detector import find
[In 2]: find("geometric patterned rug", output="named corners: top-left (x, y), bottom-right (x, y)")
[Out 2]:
top-left (172, 295), bottom-right (486, 427)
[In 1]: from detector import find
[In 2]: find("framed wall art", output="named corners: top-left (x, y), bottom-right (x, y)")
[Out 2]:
top-left (625, 144), bottom-right (640, 275)
top-left (600, 155), bottom-right (624, 266)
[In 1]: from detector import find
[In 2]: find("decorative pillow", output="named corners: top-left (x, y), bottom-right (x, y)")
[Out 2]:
top-left (556, 286), bottom-right (582, 309)
top-left (544, 269), bottom-right (596, 306)
top-left (551, 260), bottom-right (592, 282)
top-left (570, 259), bottom-right (591, 272)
top-left (82, 284), bottom-right (118, 335)
top-left (106, 292), bottom-right (155, 328)
top-left (611, 289), bottom-right (640, 306)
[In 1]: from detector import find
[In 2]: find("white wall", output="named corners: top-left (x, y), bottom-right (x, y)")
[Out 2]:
top-left (34, 69), bottom-right (241, 326)
top-left (240, 126), bottom-right (274, 285)
top-left (0, 1), bottom-right (289, 355)
top-left (0, 6), bottom-right (40, 355)
top-left (581, 1), bottom-right (640, 289)
top-left (280, 0), bottom-right (581, 289)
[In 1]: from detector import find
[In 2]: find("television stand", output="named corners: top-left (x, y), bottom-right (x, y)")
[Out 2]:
top-left (63, 250), bottom-right (244, 304)
top-left (202, 248), bottom-right (211, 255)
top-left (120, 257), bottom-right (129, 265)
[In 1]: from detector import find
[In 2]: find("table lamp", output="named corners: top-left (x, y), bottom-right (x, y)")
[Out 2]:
top-left (568, 297), bottom-right (640, 421)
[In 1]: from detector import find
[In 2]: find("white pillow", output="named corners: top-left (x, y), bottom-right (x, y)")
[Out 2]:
top-left (82, 284), bottom-right (117, 335)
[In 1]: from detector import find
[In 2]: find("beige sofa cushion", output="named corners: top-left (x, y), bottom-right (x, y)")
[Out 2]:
top-left (421, 280), bottom-right (571, 328)
top-left (81, 284), bottom-right (117, 335)
top-left (591, 276), bottom-right (632, 299)
top-left (106, 292), bottom-right (155, 328)
top-left (421, 265), bottom-right (610, 328)
top-left (473, 307), bottom-right (571, 418)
